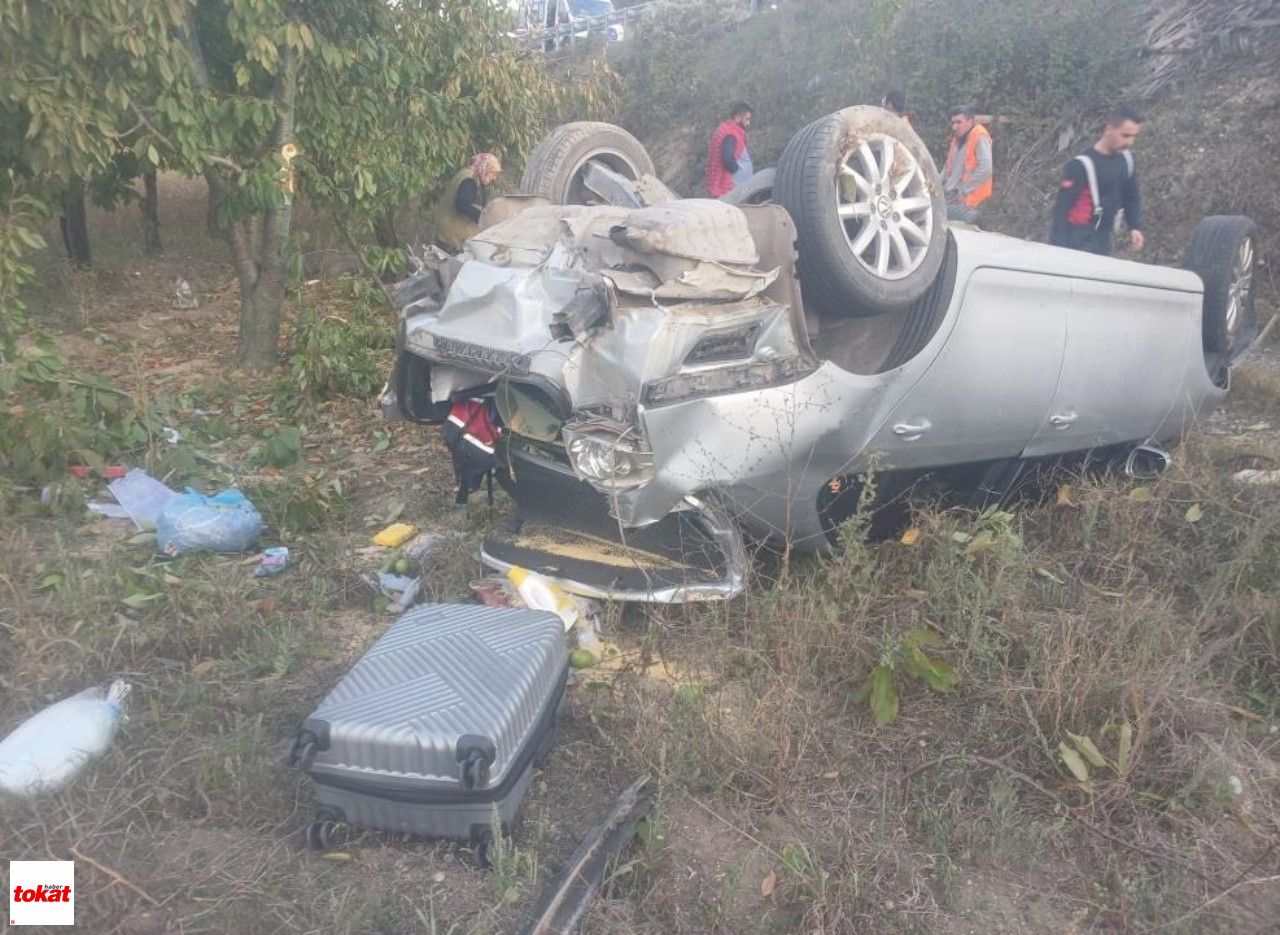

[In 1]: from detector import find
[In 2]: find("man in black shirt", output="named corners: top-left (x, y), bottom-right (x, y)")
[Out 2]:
top-left (1049, 106), bottom-right (1144, 256)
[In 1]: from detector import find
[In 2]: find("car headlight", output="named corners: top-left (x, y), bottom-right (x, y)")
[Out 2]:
top-left (562, 423), bottom-right (653, 489)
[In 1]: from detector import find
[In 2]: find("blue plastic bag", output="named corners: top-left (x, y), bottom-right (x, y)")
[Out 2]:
top-left (156, 488), bottom-right (263, 556)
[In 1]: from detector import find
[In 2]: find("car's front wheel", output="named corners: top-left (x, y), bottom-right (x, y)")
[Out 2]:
top-left (775, 106), bottom-right (947, 317)
top-left (519, 122), bottom-right (654, 205)
top-left (1184, 215), bottom-right (1257, 379)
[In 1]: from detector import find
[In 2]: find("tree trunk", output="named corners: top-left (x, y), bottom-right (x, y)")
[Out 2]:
top-left (60, 178), bottom-right (91, 266)
top-left (234, 42), bottom-right (298, 372)
top-left (373, 211), bottom-right (399, 249)
top-left (142, 168), bottom-right (162, 255)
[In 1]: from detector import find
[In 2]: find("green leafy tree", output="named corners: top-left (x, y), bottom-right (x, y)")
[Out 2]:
top-left (2, 0), bottom-right (613, 370)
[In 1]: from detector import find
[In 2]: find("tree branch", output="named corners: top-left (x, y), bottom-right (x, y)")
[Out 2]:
top-left (202, 154), bottom-right (246, 175)
top-left (329, 208), bottom-right (397, 309)
top-left (127, 100), bottom-right (177, 153)
top-left (127, 99), bottom-right (245, 176)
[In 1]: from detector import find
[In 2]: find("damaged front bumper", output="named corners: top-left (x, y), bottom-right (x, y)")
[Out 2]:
top-left (478, 448), bottom-right (747, 602)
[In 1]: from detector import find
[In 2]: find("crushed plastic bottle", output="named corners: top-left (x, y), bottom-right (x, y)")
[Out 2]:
top-left (0, 680), bottom-right (131, 796)
top-left (506, 566), bottom-right (580, 632)
top-left (174, 278), bottom-right (198, 309)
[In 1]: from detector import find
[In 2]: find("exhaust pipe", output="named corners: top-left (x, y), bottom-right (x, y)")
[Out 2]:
top-left (1123, 445), bottom-right (1171, 480)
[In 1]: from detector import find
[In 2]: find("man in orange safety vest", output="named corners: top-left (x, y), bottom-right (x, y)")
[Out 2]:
top-left (942, 104), bottom-right (992, 224)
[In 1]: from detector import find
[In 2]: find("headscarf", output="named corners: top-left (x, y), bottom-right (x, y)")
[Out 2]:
top-left (470, 152), bottom-right (501, 178)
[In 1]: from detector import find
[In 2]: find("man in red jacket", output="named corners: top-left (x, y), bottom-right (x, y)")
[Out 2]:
top-left (704, 102), bottom-right (752, 198)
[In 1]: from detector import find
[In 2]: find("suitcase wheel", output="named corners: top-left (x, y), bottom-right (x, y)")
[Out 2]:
top-left (304, 818), bottom-right (347, 852)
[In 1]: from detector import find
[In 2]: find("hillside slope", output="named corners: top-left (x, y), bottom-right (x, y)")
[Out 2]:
top-left (610, 0), bottom-right (1280, 288)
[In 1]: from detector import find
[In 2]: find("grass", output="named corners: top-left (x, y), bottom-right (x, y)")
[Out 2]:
top-left (6, 390), bottom-right (1280, 935)
top-left (4, 187), bottom-right (1280, 935)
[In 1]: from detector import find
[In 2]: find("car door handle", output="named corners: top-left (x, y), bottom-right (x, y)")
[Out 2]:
top-left (1048, 412), bottom-right (1078, 427)
top-left (892, 418), bottom-right (932, 439)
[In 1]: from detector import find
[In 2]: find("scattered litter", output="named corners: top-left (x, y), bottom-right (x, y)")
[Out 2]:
top-left (0, 681), bottom-right (131, 796)
top-left (69, 465), bottom-right (127, 480)
top-left (174, 278), bottom-right (198, 309)
top-left (575, 617), bottom-right (603, 654)
top-left (87, 501), bottom-right (131, 520)
top-left (386, 579), bottom-right (422, 614)
top-left (471, 577), bottom-right (517, 607)
top-left (402, 530), bottom-right (464, 559)
top-left (377, 572), bottom-right (418, 593)
top-left (1232, 468), bottom-right (1280, 486)
top-left (507, 566), bottom-right (580, 632)
top-left (372, 523), bottom-right (418, 548)
top-left (156, 488), bottom-right (263, 556)
top-left (107, 469), bottom-right (179, 530)
top-left (362, 571), bottom-right (423, 614)
top-left (254, 546), bottom-right (291, 577)
top-left (161, 426), bottom-right (182, 444)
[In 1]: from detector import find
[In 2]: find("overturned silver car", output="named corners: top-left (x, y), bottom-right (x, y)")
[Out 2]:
top-left (384, 108), bottom-right (1260, 601)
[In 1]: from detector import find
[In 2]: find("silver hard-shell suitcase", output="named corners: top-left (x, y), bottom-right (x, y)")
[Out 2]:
top-left (288, 603), bottom-right (567, 862)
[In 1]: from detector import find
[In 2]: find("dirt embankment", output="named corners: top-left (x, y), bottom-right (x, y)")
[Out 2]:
top-left (610, 0), bottom-right (1280, 301)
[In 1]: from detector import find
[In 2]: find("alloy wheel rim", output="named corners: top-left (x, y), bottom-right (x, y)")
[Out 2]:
top-left (836, 135), bottom-right (934, 281)
top-left (1224, 236), bottom-right (1254, 342)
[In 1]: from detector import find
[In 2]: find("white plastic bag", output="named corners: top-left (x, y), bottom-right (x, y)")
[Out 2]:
top-left (156, 488), bottom-right (262, 556)
top-left (0, 680), bottom-right (131, 796)
top-left (507, 566), bottom-right (580, 631)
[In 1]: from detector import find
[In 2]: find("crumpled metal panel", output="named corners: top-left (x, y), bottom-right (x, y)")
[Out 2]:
top-left (468, 205), bottom-right (629, 268)
top-left (610, 200), bottom-right (760, 265)
top-left (602, 262), bottom-right (778, 301)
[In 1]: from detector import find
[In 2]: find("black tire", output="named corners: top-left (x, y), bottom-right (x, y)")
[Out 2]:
top-left (519, 122), bottom-right (655, 205)
top-left (775, 106), bottom-right (947, 317)
top-left (1184, 216), bottom-right (1257, 364)
top-left (721, 167), bottom-right (775, 206)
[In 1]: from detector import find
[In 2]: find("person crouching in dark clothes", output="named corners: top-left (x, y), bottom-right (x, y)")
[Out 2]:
top-left (1049, 107), bottom-right (1145, 256)
top-left (433, 152), bottom-right (502, 252)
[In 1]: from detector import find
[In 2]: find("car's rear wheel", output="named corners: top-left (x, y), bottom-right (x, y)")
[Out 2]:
top-left (775, 106), bottom-right (947, 317)
top-left (721, 167), bottom-right (775, 206)
top-left (1185, 216), bottom-right (1257, 376)
top-left (519, 122), bottom-right (654, 205)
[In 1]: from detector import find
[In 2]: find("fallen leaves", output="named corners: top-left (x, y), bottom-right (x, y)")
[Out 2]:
top-left (760, 870), bottom-right (776, 897)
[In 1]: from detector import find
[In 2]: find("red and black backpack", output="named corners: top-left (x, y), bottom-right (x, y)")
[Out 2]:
top-left (440, 396), bottom-right (513, 505)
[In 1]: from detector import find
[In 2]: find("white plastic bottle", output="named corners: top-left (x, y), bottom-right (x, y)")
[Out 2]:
top-left (0, 680), bottom-right (131, 796)
top-left (506, 566), bottom-right (580, 631)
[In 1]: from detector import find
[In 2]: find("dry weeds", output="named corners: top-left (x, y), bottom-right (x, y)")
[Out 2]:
top-left (3, 176), bottom-right (1280, 935)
